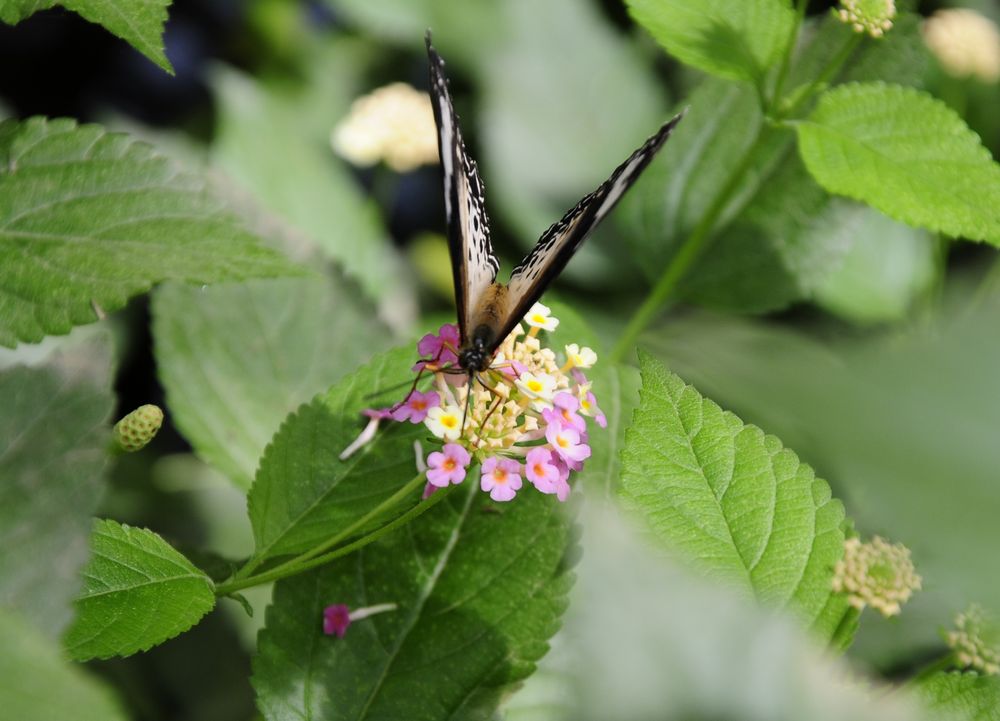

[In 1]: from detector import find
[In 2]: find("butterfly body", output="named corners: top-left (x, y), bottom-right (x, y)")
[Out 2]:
top-left (426, 33), bottom-right (683, 374)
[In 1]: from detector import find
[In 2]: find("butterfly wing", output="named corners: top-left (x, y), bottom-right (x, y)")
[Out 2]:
top-left (426, 35), bottom-right (500, 346)
top-left (493, 111), bottom-right (686, 347)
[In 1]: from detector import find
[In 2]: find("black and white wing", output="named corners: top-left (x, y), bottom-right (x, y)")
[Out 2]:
top-left (494, 111), bottom-right (686, 346)
top-left (426, 35), bottom-right (500, 346)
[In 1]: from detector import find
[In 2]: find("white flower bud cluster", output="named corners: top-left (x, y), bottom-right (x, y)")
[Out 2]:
top-left (837, 0), bottom-right (895, 38)
top-left (832, 536), bottom-right (921, 617)
top-left (923, 9), bottom-right (1000, 83)
top-left (948, 605), bottom-right (1000, 676)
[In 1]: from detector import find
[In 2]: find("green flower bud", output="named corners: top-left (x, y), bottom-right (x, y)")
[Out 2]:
top-left (836, 0), bottom-right (896, 39)
top-left (947, 605), bottom-right (1000, 676)
top-left (113, 404), bottom-right (164, 452)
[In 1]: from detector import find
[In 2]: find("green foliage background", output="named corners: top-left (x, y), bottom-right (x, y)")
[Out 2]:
top-left (1, 0), bottom-right (1000, 719)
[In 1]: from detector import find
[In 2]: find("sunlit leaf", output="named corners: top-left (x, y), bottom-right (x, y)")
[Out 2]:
top-left (253, 482), bottom-right (574, 721)
top-left (626, 0), bottom-right (794, 83)
top-left (0, 608), bottom-right (126, 721)
top-left (64, 519), bottom-right (216, 660)
top-left (797, 83), bottom-right (1000, 245)
top-left (0, 117), bottom-right (299, 347)
top-left (620, 352), bottom-right (848, 638)
top-left (0, 0), bottom-right (172, 73)
top-left (0, 332), bottom-right (113, 638)
top-left (152, 275), bottom-right (390, 490)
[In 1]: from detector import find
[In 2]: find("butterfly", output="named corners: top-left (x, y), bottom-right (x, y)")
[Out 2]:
top-left (426, 33), bottom-right (684, 378)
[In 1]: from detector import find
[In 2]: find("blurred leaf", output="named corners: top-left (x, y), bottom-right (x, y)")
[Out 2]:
top-left (620, 352), bottom-right (848, 637)
top-left (646, 303), bottom-right (1000, 664)
top-left (326, 0), bottom-right (503, 68)
top-left (211, 61), bottom-right (407, 306)
top-left (152, 275), bottom-right (389, 490)
top-left (0, 332), bottom-right (113, 638)
top-left (503, 503), bottom-right (924, 721)
top-left (917, 672), bottom-right (1000, 721)
top-left (0, 117), bottom-right (299, 347)
top-left (64, 519), bottom-right (216, 660)
top-left (0, 607), bottom-right (126, 721)
top-left (813, 203), bottom-right (937, 324)
top-left (247, 347), bottom-right (424, 563)
top-left (253, 481), bottom-right (574, 721)
top-left (625, 0), bottom-right (794, 83)
top-left (0, 0), bottom-right (172, 73)
top-left (479, 0), bottom-right (665, 284)
top-left (797, 83), bottom-right (1000, 245)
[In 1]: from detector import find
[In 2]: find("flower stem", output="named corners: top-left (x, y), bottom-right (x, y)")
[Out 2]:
top-left (778, 31), bottom-right (862, 120)
top-left (216, 473), bottom-right (433, 596)
top-left (768, 0), bottom-right (811, 113)
top-left (610, 128), bottom-right (771, 363)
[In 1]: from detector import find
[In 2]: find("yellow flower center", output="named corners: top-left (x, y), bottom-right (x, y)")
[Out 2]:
top-left (527, 380), bottom-right (543, 392)
top-left (443, 458), bottom-right (456, 471)
top-left (533, 463), bottom-right (545, 475)
top-left (492, 469), bottom-right (508, 483)
top-left (530, 314), bottom-right (546, 324)
top-left (442, 415), bottom-right (458, 429)
top-left (557, 435), bottom-right (569, 448)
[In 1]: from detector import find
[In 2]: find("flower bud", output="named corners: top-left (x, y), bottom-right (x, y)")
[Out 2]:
top-left (113, 404), bottom-right (164, 452)
top-left (832, 536), bottom-right (921, 617)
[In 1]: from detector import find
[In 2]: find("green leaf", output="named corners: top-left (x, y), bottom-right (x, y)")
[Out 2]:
top-left (620, 352), bottom-right (848, 637)
top-left (918, 672), bottom-right (1000, 721)
top-left (0, 117), bottom-right (299, 347)
top-left (247, 347), bottom-right (425, 563)
top-left (625, 0), bottom-right (794, 83)
top-left (152, 275), bottom-right (390, 490)
top-left (0, 0), bottom-right (172, 73)
top-left (253, 481), bottom-right (574, 720)
top-left (0, 607), bottom-right (127, 721)
top-left (211, 61), bottom-right (407, 305)
top-left (644, 305), bottom-right (1000, 665)
top-left (796, 83), bottom-right (1000, 245)
top-left (64, 519), bottom-right (216, 660)
top-left (0, 332), bottom-right (113, 639)
top-left (813, 202), bottom-right (937, 324)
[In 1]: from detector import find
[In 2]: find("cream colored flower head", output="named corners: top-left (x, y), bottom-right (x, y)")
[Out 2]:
top-left (832, 536), bottom-right (921, 617)
top-left (332, 82), bottom-right (439, 171)
top-left (836, 0), bottom-right (895, 38)
top-left (947, 605), bottom-right (1000, 676)
top-left (923, 9), bottom-right (1000, 83)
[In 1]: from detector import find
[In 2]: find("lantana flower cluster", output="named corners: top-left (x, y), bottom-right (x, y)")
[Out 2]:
top-left (345, 303), bottom-right (605, 503)
top-left (832, 536), bottom-right (922, 617)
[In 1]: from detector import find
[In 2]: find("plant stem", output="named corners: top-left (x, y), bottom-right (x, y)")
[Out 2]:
top-left (769, 0), bottom-right (811, 113)
top-left (215, 480), bottom-right (454, 597)
top-left (610, 127), bottom-right (771, 363)
top-left (232, 473), bottom-right (423, 582)
top-left (779, 31), bottom-right (861, 120)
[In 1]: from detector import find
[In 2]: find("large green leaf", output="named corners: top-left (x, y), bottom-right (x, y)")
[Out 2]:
top-left (0, 607), bottom-right (126, 721)
top-left (152, 275), bottom-right (389, 490)
top-left (0, 0), bottom-right (172, 73)
top-left (64, 519), bottom-right (216, 660)
top-left (625, 0), bottom-right (794, 83)
top-left (918, 673), bottom-right (1000, 721)
top-left (0, 117), bottom-right (298, 347)
top-left (246, 347), bottom-right (425, 563)
top-left (211, 60), bottom-right (407, 305)
top-left (797, 83), bottom-right (1000, 245)
top-left (620, 352), bottom-right (848, 637)
top-left (645, 304), bottom-right (1000, 665)
top-left (253, 480), bottom-right (574, 721)
top-left (0, 332), bottom-right (113, 638)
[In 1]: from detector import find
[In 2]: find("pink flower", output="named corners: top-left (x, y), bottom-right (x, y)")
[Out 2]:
top-left (586, 391), bottom-right (607, 429)
top-left (543, 392), bottom-right (586, 433)
top-left (323, 604), bottom-right (351, 638)
top-left (391, 389), bottom-right (440, 423)
top-left (480, 456), bottom-right (523, 502)
top-left (426, 443), bottom-right (471, 487)
top-left (549, 455), bottom-right (573, 501)
top-left (545, 424), bottom-right (592, 465)
top-left (422, 482), bottom-right (438, 499)
top-left (525, 447), bottom-right (561, 494)
top-left (363, 408), bottom-right (393, 420)
top-left (415, 323), bottom-right (460, 367)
